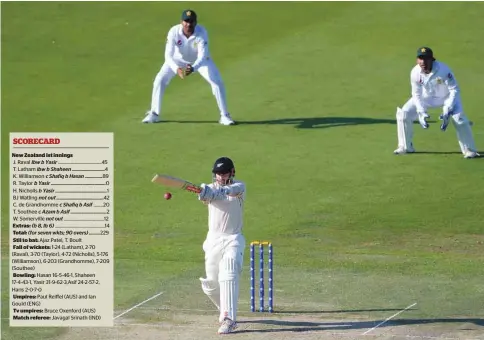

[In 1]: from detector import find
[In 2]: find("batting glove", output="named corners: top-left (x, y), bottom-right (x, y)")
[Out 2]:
top-left (198, 184), bottom-right (214, 201)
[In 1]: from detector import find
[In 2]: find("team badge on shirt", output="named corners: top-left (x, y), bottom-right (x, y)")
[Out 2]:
top-left (177, 40), bottom-right (182, 46)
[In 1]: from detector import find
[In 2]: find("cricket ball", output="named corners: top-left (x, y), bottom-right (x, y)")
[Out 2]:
top-left (164, 192), bottom-right (172, 200)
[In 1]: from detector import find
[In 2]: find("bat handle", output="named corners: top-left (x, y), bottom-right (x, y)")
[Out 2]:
top-left (186, 185), bottom-right (201, 194)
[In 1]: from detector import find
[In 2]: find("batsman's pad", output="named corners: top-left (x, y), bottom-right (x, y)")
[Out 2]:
top-left (396, 107), bottom-right (414, 150)
top-left (218, 257), bottom-right (240, 322)
top-left (200, 277), bottom-right (220, 311)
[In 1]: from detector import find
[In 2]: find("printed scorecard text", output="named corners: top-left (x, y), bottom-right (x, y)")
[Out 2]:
top-left (9, 133), bottom-right (114, 327)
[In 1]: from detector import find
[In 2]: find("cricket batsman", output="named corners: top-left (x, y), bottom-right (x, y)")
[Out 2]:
top-left (197, 157), bottom-right (245, 334)
top-left (394, 47), bottom-right (479, 158)
top-left (142, 9), bottom-right (235, 126)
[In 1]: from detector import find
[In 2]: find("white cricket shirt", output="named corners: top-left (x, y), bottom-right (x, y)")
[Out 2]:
top-left (410, 61), bottom-right (460, 112)
top-left (164, 24), bottom-right (210, 72)
top-left (206, 180), bottom-right (245, 236)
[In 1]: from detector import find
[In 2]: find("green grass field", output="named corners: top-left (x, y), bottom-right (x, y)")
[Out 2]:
top-left (2, 2), bottom-right (484, 339)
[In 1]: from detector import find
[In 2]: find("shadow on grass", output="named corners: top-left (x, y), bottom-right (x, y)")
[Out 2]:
top-left (163, 116), bottom-right (403, 129)
top-left (412, 151), bottom-right (483, 157)
top-left (236, 317), bottom-right (484, 333)
top-left (274, 308), bottom-right (418, 314)
top-left (413, 151), bottom-right (463, 155)
top-left (162, 117), bottom-right (447, 128)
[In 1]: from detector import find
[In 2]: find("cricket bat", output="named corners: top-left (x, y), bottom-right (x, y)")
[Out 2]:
top-left (151, 174), bottom-right (201, 194)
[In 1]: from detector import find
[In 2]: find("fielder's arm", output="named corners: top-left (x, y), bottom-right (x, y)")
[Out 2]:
top-left (191, 32), bottom-right (209, 71)
top-left (444, 69), bottom-right (459, 113)
top-left (410, 71), bottom-right (426, 114)
top-left (164, 31), bottom-right (181, 73)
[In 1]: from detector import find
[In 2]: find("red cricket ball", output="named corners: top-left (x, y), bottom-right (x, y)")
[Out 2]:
top-left (164, 192), bottom-right (172, 200)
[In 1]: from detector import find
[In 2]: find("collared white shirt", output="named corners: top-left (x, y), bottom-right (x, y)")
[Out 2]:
top-left (410, 61), bottom-right (460, 112)
top-left (164, 24), bottom-right (210, 71)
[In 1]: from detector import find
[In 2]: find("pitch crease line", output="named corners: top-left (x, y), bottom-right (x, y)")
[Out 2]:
top-left (361, 302), bottom-right (417, 335)
top-left (113, 292), bottom-right (164, 320)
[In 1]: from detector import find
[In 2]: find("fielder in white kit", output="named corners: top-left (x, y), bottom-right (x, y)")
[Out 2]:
top-left (142, 9), bottom-right (235, 126)
top-left (394, 47), bottom-right (479, 158)
top-left (197, 157), bottom-right (245, 334)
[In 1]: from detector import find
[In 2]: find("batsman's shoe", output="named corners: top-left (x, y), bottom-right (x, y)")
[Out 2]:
top-left (464, 150), bottom-right (480, 159)
top-left (142, 111), bottom-right (160, 123)
top-left (394, 145), bottom-right (415, 155)
top-left (217, 318), bottom-right (237, 334)
top-left (219, 114), bottom-right (235, 126)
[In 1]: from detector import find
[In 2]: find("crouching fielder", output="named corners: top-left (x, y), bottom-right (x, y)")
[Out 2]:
top-left (142, 9), bottom-right (235, 126)
top-left (394, 47), bottom-right (479, 158)
top-left (198, 157), bottom-right (245, 334)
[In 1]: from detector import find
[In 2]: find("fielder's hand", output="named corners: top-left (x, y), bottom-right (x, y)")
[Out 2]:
top-left (177, 67), bottom-right (185, 79)
top-left (184, 64), bottom-right (194, 77)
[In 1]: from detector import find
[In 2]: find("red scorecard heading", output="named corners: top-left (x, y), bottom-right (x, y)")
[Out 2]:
top-left (12, 138), bottom-right (61, 145)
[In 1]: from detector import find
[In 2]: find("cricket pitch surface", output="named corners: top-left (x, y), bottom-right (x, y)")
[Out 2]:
top-left (57, 308), bottom-right (484, 340)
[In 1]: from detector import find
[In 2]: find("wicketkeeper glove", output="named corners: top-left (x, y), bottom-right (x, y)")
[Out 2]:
top-left (184, 64), bottom-right (194, 77)
top-left (417, 111), bottom-right (430, 129)
top-left (439, 108), bottom-right (453, 132)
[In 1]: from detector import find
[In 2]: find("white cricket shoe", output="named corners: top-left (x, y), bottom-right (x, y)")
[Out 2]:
top-left (217, 318), bottom-right (237, 334)
top-left (464, 150), bottom-right (480, 159)
top-left (219, 114), bottom-right (235, 126)
top-left (142, 111), bottom-right (160, 123)
top-left (394, 145), bottom-right (415, 154)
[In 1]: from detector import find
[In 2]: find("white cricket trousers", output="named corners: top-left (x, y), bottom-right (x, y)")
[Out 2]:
top-left (397, 96), bottom-right (477, 154)
top-left (202, 232), bottom-right (245, 322)
top-left (150, 58), bottom-right (229, 117)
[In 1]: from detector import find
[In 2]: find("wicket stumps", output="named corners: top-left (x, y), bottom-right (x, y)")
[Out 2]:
top-left (250, 241), bottom-right (273, 313)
